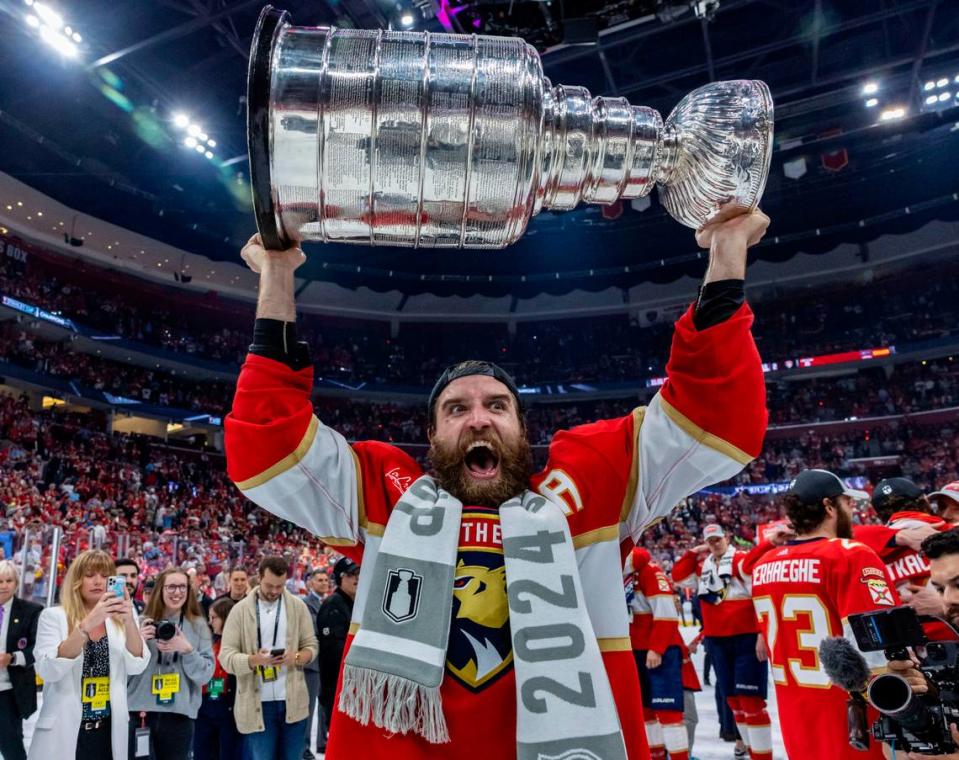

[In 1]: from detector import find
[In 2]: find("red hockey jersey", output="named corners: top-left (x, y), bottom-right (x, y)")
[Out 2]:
top-left (225, 303), bottom-right (766, 760)
top-left (751, 537), bottom-right (898, 760)
top-left (671, 542), bottom-right (772, 637)
top-left (625, 548), bottom-right (683, 653)
top-left (854, 512), bottom-right (949, 590)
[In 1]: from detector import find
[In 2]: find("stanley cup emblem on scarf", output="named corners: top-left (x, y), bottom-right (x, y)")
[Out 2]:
top-left (383, 568), bottom-right (422, 623)
top-left (247, 6), bottom-right (774, 251)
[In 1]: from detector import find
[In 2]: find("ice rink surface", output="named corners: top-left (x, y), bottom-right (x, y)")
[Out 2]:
top-left (680, 625), bottom-right (788, 760)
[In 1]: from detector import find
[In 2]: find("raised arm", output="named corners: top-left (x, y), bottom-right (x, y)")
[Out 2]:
top-left (622, 211), bottom-right (770, 539)
top-left (671, 548), bottom-right (704, 585)
top-left (225, 235), bottom-right (363, 546)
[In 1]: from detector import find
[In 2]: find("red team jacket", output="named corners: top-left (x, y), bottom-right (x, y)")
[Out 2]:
top-left (224, 303), bottom-right (766, 760)
top-left (751, 538), bottom-right (899, 760)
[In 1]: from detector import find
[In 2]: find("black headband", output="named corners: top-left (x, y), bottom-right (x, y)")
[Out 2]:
top-left (427, 361), bottom-right (523, 424)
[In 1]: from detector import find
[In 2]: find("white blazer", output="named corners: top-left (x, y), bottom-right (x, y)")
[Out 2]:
top-left (28, 606), bottom-right (150, 760)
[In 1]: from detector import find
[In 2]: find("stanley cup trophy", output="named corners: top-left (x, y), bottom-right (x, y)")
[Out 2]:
top-left (247, 6), bottom-right (774, 251)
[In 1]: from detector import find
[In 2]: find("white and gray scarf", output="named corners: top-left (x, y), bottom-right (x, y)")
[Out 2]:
top-left (339, 475), bottom-right (627, 760)
top-left (697, 545), bottom-right (736, 603)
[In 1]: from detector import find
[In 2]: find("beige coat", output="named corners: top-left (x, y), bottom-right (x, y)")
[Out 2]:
top-left (219, 588), bottom-right (318, 734)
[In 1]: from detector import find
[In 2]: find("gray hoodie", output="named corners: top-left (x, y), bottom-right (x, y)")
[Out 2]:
top-left (126, 615), bottom-right (214, 719)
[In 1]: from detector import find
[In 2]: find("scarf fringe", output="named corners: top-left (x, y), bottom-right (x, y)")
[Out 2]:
top-left (339, 663), bottom-right (450, 744)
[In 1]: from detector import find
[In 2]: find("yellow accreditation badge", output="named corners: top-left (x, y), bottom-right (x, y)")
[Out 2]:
top-left (81, 676), bottom-right (111, 713)
top-left (259, 665), bottom-right (278, 683)
top-left (151, 672), bottom-right (181, 705)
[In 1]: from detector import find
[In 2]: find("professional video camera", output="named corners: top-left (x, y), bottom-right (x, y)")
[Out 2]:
top-left (849, 606), bottom-right (959, 755)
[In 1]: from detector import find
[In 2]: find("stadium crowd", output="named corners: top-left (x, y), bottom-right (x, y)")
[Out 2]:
top-left (3, 308), bottom-right (959, 433)
top-left (2, 378), bottom-right (958, 590)
top-left (0, 393), bottom-right (337, 591)
top-left (4, 237), bottom-right (959, 387)
top-left (1, 336), bottom-right (958, 588)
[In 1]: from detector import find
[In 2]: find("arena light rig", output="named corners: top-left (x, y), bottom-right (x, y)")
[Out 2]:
top-left (23, 0), bottom-right (81, 58)
top-left (921, 70), bottom-right (959, 113)
top-left (172, 114), bottom-right (218, 161)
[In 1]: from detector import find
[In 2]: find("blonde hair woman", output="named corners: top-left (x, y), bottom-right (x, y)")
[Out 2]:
top-left (29, 550), bottom-right (149, 759)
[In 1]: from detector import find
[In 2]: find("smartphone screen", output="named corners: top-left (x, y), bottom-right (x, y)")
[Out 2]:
top-left (108, 576), bottom-right (126, 597)
top-left (270, 648), bottom-right (285, 657)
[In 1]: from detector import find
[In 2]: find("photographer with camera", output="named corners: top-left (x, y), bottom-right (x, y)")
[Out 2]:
top-left (875, 529), bottom-right (959, 759)
top-left (127, 567), bottom-right (215, 759)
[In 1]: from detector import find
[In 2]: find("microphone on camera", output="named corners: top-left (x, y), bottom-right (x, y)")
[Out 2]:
top-left (820, 636), bottom-right (872, 693)
top-left (820, 636), bottom-right (874, 751)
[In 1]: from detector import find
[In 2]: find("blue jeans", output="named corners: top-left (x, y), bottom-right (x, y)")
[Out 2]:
top-left (243, 701), bottom-right (308, 760)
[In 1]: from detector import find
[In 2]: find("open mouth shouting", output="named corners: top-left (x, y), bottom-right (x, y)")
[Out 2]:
top-left (463, 440), bottom-right (501, 481)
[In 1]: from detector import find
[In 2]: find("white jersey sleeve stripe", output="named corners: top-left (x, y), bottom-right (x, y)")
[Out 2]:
top-left (239, 416), bottom-right (361, 545)
top-left (649, 595), bottom-right (679, 622)
top-left (575, 539), bottom-right (631, 640)
top-left (623, 394), bottom-right (752, 540)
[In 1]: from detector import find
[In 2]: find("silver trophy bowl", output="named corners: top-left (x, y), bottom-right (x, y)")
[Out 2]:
top-left (248, 6), bottom-right (773, 250)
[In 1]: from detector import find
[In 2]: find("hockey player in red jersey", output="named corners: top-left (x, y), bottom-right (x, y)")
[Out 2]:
top-left (752, 469), bottom-right (898, 760)
top-left (225, 210), bottom-right (769, 760)
top-left (672, 523), bottom-right (776, 759)
top-left (625, 547), bottom-right (689, 760)
top-left (854, 477), bottom-right (949, 616)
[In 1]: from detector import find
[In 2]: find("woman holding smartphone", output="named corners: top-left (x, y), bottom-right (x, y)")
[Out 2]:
top-left (29, 549), bottom-right (149, 759)
top-left (126, 566), bottom-right (214, 759)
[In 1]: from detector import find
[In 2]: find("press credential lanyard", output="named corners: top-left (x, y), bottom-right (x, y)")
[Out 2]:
top-left (255, 591), bottom-right (282, 682)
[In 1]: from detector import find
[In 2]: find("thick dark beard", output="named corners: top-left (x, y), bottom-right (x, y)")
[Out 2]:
top-left (836, 506), bottom-right (853, 539)
top-left (428, 432), bottom-right (534, 508)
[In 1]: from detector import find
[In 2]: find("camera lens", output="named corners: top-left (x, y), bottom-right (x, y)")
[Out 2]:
top-left (156, 621), bottom-right (176, 641)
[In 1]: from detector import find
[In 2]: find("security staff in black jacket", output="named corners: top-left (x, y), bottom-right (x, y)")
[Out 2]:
top-left (316, 557), bottom-right (359, 725)
top-left (0, 560), bottom-right (43, 760)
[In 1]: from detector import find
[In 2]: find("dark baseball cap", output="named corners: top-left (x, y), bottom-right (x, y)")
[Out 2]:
top-left (427, 360), bottom-right (522, 424)
top-left (332, 557), bottom-right (360, 584)
top-left (786, 469), bottom-right (869, 506)
top-left (872, 477), bottom-right (924, 512)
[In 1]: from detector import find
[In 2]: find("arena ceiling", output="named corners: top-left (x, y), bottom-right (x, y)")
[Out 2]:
top-left (0, 0), bottom-right (958, 297)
